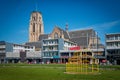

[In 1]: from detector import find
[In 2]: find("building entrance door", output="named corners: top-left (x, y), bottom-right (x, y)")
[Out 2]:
top-left (117, 60), bottom-right (120, 65)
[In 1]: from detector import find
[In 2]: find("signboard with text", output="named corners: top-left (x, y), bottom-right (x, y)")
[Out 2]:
top-left (69, 46), bottom-right (80, 50)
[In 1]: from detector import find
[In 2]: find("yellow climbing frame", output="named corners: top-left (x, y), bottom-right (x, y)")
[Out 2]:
top-left (66, 49), bottom-right (99, 74)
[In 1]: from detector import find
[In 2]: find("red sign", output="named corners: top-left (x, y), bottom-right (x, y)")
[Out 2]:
top-left (102, 59), bottom-right (107, 63)
top-left (69, 46), bottom-right (80, 50)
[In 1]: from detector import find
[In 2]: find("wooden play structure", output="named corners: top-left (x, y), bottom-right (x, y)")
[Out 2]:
top-left (66, 49), bottom-right (99, 74)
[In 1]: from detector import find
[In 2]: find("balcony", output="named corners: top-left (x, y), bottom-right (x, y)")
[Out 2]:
top-left (43, 49), bottom-right (58, 52)
top-left (91, 48), bottom-right (104, 52)
top-left (0, 45), bottom-right (5, 48)
top-left (106, 39), bottom-right (120, 42)
top-left (43, 43), bottom-right (58, 46)
top-left (0, 51), bottom-right (5, 53)
top-left (106, 46), bottom-right (120, 49)
top-left (42, 56), bottom-right (53, 58)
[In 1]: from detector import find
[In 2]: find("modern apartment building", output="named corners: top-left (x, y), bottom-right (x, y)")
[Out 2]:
top-left (42, 38), bottom-right (77, 63)
top-left (0, 41), bottom-right (37, 63)
top-left (106, 33), bottom-right (120, 65)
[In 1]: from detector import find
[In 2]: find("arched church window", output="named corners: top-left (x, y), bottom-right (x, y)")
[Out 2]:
top-left (33, 23), bottom-right (35, 32)
top-left (54, 32), bottom-right (58, 39)
top-left (39, 24), bottom-right (41, 33)
top-left (32, 16), bottom-right (36, 21)
top-left (39, 17), bottom-right (41, 21)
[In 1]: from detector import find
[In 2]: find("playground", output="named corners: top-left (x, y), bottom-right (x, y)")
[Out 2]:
top-left (66, 49), bottom-right (99, 74)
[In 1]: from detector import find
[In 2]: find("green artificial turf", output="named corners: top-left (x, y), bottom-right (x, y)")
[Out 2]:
top-left (0, 64), bottom-right (120, 80)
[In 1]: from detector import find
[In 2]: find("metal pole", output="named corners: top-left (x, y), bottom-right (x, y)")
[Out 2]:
top-left (96, 32), bottom-right (99, 65)
top-left (87, 33), bottom-right (88, 49)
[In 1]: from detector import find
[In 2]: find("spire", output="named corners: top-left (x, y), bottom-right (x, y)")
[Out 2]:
top-left (65, 23), bottom-right (68, 31)
top-left (35, 1), bottom-right (38, 11)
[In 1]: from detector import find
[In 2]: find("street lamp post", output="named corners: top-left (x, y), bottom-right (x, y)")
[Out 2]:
top-left (96, 32), bottom-right (99, 64)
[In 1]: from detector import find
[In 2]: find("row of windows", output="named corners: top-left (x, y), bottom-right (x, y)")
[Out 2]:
top-left (107, 42), bottom-right (120, 47)
top-left (107, 50), bottom-right (120, 55)
top-left (24, 46), bottom-right (34, 49)
top-left (106, 35), bottom-right (120, 40)
top-left (32, 16), bottom-right (41, 21)
top-left (43, 40), bottom-right (58, 45)
top-left (64, 41), bottom-right (76, 46)
top-left (43, 52), bottom-right (58, 57)
top-left (13, 44), bottom-right (33, 49)
top-left (43, 46), bottom-right (58, 51)
top-left (13, 46), bottom-right (34, 50)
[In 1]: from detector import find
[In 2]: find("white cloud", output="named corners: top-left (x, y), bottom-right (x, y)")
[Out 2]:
top-left (69, 20), bottom-right (120, 32)
top-left (87, 20), bottom-right (120, 31)
top-left (89, 20), bottom-right (120, 44)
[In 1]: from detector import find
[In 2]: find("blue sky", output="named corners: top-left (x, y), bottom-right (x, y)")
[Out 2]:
top-left (0, 0), bottom-right (120, 44)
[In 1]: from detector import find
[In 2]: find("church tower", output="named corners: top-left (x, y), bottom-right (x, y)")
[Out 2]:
top-left (29, 11), bottom-right (44, 42)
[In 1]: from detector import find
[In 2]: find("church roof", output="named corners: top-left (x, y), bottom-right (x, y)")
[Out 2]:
top-left (25, 41), bottom-right (42, 48)
top-left (70, 37), bottom-right (88, 48)
top-left (39, 34), bottom-right (49, 41)
top-left (69, 29), bottom-right (95, 38)
top-left (69, 29), bottom-right (96, 47)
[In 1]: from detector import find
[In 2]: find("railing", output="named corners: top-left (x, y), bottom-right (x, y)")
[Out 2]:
top-left (91, 48), bottom-right (104, 51)
top-left (106, 46), bottom-right (120, 49)
top-left (43, 43), bottom-right (58, 46)
top-left (0, 51), bottom-right (5, 53)
top-left (0, 45), bottom-right (5, 48)
top-left (106, 39), bottom-right (120, 42)
top-left (43, 49), bottom-right (58, 52)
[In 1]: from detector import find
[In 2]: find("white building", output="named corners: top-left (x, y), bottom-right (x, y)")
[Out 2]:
top-left (0, 41), bottom-right (37, 63)
top-left (106, 33), bottom-right (120, 65)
